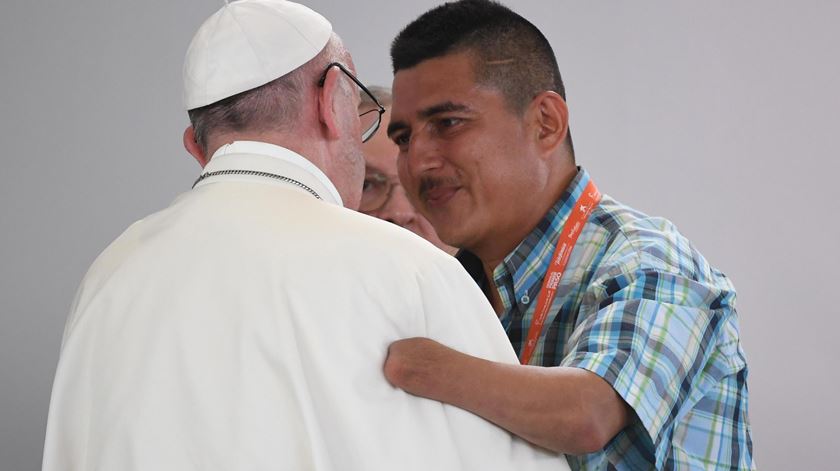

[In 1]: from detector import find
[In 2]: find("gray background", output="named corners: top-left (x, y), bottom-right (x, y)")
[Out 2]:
top-left (1, 0), bottom-right (837, 469)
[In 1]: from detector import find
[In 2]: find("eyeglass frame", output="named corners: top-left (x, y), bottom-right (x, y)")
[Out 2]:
top-left (317, 62), bottom-right (385, 143)
top-left (359, 170), bottom-right (404, 213)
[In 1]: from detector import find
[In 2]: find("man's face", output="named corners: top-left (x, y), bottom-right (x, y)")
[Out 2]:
top-left (388, 52), bottom-right (542, 254)
top-left (361, 109), bottom-right (456, 254)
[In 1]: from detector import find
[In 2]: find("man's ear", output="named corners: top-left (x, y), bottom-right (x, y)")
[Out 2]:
top-left (317, 65), bottom-right (343, 142)
top-left (183, 126), bottom-right (209, 168)
top-left (528, 91), bottom-right (569, 158)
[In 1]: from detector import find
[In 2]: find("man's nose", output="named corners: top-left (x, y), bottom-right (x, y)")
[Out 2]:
top-left (405, 131), bottom-right (443, 175)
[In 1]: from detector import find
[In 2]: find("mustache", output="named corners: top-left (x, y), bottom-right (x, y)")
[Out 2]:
top-left (419, 176), bottom-right (461, 199)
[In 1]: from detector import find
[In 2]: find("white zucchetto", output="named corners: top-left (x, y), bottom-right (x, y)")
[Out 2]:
top-left (183, 0), bottom-right (332, 110)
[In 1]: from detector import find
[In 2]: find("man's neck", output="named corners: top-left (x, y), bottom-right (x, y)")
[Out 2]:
top-left (207, 131), bottom-right (326, 168)
top-left (474, 164), bottom-right (579, 315)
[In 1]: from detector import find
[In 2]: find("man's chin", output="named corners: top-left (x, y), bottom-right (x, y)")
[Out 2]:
top-left (428, 219), bottom-right (472, 251)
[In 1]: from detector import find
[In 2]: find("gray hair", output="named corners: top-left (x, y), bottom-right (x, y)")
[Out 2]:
top-left (188, 35), bottom-right (344, 152)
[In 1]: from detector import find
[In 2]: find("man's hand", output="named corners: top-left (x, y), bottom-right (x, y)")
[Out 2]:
top-left (383, 337), bottom-right (457, 400)
top-left (382, 337), bottom-right (631, 454)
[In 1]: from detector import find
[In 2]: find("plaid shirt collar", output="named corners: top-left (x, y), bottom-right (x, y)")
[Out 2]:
top-left (458, 167), bottom-right (593, 326)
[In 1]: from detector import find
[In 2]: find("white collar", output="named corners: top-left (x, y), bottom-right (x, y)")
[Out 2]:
top-left (196, 140), bottom-right (343, 206)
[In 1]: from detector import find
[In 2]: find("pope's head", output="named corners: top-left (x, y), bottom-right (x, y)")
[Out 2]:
top-left (180, 0), bottom-right (372, 210)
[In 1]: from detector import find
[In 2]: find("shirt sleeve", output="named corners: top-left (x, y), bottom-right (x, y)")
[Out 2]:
top-left (560, 261), bottom-right (738, 468)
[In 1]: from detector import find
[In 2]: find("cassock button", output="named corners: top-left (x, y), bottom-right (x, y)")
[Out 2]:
top-left (521, 295), bottom-right (530, 305)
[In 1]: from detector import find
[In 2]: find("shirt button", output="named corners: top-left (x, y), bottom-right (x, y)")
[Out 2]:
top-left (521, 295), bottom-right (530, 304)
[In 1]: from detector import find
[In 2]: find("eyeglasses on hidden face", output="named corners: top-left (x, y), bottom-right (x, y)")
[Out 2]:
top-left (359, 170), bottom-right (403, 213)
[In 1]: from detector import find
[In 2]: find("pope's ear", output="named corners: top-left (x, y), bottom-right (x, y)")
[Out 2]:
top-left (183, 126), bottom-right (209, 168)
top-left (529, 91), bottom-right (569, 157)
top-left (317, 65), bottom-right (343, 142)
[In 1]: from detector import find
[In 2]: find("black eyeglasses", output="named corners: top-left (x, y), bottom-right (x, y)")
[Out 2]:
top-left (318, 62), bottom-right (385, 143)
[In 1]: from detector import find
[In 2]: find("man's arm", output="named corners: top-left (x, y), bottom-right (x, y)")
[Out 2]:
top-left (384, 337), bottom-right (631, 454)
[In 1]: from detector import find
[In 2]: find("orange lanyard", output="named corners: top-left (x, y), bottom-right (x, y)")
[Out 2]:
top-left (519, 179), bottom-right (602, 365)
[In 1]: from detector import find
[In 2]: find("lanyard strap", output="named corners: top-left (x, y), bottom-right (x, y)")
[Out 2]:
top-left (519, 179), bottom-right (602, 365)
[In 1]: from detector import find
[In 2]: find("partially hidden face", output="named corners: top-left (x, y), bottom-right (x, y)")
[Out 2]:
top-left (329, 59), bottom-right (367, 210)
top-left (388, 52), bottom-right (544, 254)
top-left (361, 109), bottom-right (457, 255)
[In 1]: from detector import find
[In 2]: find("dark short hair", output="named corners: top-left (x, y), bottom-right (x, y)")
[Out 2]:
top-left (391, 0), bottom-right (566, 113)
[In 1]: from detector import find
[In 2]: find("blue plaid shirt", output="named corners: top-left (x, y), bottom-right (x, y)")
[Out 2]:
top-left (457, 168), bottom-right (754, 470)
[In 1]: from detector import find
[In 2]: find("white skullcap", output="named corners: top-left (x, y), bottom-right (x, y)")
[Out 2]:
top-left (183, 0), bottom-right (332, 110)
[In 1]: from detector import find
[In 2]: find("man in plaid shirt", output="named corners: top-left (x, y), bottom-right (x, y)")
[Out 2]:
top-left (381, 1), bottom-right (754, 469)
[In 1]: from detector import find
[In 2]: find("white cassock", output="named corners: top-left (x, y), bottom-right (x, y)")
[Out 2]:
top-left (42, 141), bottom-right (571, 471)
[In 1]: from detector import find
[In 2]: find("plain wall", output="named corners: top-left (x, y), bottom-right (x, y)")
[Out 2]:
top-left (1, 1), bottom-right (838, 469)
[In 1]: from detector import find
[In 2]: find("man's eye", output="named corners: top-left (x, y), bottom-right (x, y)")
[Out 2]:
top-left (431, 117), bottom-right (464, 135)
top-left (392, 133), bottom-right (410, 147)
top-left (439, 117), bottom-right (461, 128)
top-left (363, 174), bottom-right (386, 192)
